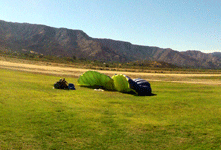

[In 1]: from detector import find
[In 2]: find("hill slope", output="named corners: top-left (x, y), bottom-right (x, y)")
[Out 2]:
top-left (0, 20), bottom-right (220, 69)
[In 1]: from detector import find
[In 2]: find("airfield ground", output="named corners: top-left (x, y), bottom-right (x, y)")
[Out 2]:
top-left (0, 58), bottom-right (220, 85)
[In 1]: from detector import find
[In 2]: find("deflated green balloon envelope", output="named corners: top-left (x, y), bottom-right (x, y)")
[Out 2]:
top-left (78, 71), bottom-right (115, 90)
top-left (112, 74), bottom-right (135, 93)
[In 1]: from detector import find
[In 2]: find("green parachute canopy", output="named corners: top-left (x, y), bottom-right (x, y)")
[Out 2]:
top-left (78, 71), bottom-right (115, 90)
top-left (78, 71), bottom-right (152, 96)
top-left (112, 74), bottom-right (136, 93)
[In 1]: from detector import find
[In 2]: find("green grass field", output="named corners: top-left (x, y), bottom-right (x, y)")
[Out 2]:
top-left (1, 69), bottom-right (221, 149)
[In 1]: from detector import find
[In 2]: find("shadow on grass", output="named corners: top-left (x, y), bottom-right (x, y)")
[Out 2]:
top-left (142, 93), bottom-right (157, 97)
top-left (80, 86), bottom-right (157, 96)
top-left (127, 91), bottom-right (157, 97)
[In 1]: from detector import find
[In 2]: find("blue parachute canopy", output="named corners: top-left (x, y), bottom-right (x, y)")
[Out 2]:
top-left (128, 78), bottom-right (152, 96)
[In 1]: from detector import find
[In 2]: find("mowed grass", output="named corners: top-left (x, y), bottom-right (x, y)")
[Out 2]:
top-left (0, 69), bottom-right (221, 150)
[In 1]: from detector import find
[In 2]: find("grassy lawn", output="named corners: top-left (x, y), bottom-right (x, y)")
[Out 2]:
top-left (0, 69), bottom-right (221, 149)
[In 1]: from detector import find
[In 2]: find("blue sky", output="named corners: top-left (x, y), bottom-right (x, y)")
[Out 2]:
top-left (0, 0), bottom-right (220, 53)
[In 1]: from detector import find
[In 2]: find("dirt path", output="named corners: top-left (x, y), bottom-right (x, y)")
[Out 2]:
top-left (1, 60), bottom-right (221, 85)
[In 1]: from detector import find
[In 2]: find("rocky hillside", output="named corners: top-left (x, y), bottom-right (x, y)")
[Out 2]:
top-left (212, 52), bottom-right (221, 59)
top-left (0, 20), bottom-right (220, 69)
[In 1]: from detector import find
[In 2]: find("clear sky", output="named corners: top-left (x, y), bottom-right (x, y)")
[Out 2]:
top-left (0, 0), bottom-right (220, 53)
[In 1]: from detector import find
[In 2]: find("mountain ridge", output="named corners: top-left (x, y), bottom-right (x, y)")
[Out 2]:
top-left (0, 20), bottom-right (220, 69)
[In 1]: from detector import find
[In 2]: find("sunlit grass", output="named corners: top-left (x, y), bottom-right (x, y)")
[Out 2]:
top-left (0, 69), bottom-right (221, 149)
